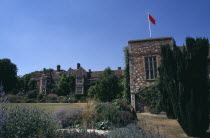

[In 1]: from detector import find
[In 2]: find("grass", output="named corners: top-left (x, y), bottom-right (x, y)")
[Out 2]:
top-left (138, 113), bottom-right (210, 138)
top-left (6, 103), bottom-right (86, 113)
top-left (3, 103), bottom-right (210, 137)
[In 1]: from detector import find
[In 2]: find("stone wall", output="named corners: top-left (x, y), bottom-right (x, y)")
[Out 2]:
top-left (128, 37), bottom-right (173, 109)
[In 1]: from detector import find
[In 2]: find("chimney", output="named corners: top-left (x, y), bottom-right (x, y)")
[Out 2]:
top-left (77, 63), bottom-right (80, 69)
top-left (57, 65), bottom-right (61, 72)
top-left (89, 69), bottom-right (91, 73)
top-left (118, 67), bottom-right (121, 70)
top-left (43, 68), bottom-right (46, 74)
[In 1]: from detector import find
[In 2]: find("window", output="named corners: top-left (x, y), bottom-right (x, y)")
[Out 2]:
top-left (76, 87), bottom-right (83, 94)
top-left (145, 56), bottom-right (158, 80)
top-left (42, 80), bottom-right (46, 86)
top-left (76, 77), bottom-right (83, 84)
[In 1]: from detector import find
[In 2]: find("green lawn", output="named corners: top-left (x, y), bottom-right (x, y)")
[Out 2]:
top-left (6, 103), bottom-right (87, 113)
top-left (138, 113), bottom-right (210, 138)
top-left (3, 103), bottom-right (210, 137)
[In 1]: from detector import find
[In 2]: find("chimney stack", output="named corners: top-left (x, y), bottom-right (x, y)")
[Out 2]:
top-left (118, 67), bottom-right (121, 70)
top-left (89, 69), bottom-right (91, 73)
top-left (77, 63), bottom-right (80, 69)
top-left (57, 65), bottom-right (61, 72)
top-left (43, 68), bottom-right (46, 74)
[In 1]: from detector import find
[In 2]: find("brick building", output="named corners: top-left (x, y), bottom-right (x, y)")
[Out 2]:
top-left (128, 37), bottom-right (210, 110)
top-left (33, 63), bottom-right (123, 95)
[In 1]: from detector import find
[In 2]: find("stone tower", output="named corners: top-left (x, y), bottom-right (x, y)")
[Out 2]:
top-left (128, 37), bottom-right (174, 110)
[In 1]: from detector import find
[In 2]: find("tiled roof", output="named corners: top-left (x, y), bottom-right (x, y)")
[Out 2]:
top-left (89, 70), bottom-right (124, 79)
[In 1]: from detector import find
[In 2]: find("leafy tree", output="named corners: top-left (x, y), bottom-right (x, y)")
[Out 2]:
top-left (57, 74), bottom-right (75, 96)
top-left (159, 37), bottom-right (209, 137)
top-left (88, 67), bottom-right (120, 102)
top-left (123, 46), bottom-right (130, 102)
top-left (46, 70), bottom-right (56, 93)
top-left (17, 74), bottom-right (38, 94)
top-left (0, 58), bottom-right (18, 93)
top-left (137, 82), bottom-right (162, 114)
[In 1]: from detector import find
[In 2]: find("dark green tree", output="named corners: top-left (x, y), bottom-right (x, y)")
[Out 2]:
top-left (88, 67), bottom-right (120, 102)
top-left (123, 46), bottom-right (130, 102)
top-left (0, 58), bottom-right (18, 93)
top-left (57, 74), bottom-right (75, 96)
top-left (46, 70), bottom-right (56, 93)
top-left (159, 37), bottom-right (209, 137)
top-left (17, 73), bottom-right (38, 94)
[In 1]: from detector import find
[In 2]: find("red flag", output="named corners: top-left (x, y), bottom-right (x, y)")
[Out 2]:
top-left (148, 14), bottom-right (156, 24)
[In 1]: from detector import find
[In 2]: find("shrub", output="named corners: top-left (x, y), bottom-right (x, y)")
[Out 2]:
top-left (0, 85), bottom-right (7, 131)
top-left (46, 94), bottom-right (58, 103)
top-left (112, 99), bottom-right (131, 111)
top-left (26, 89), bottom-right (38, 99)
top-left (108, 125), bottom-right (147, 138)
top-left (69, 94), bottom-right (78, 103)
top-left (137, 83), bottom-right (163, 114)
top-left (25, 98), bottom-right (37, 103)
top-left (54, 108), bottom-right (82, 128)
top-left (47, 93), bottom-right (58, 99)
top-left (56, 129), bottom-right (107, 138)
top-left (57, 96), bottom-right (68, 103)
top-left (0, 105), bottom-right (59, 138)
top-left (108, 124), bottom-right (168, 138)
top-left (6, 94), bottom-right (24, 103)
top-left (81, 100), bottom-right (136, 130)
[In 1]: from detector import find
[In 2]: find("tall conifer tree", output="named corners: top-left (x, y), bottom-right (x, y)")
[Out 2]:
top-left (159, 37), bottom-right (209, 137)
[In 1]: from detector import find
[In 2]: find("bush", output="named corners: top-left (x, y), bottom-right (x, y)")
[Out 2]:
top-left (108, 125), bottom-right (147, 138)
top-left (0, 105), bottom-right (59, 138)
top-left (6, 94), bottom-right (25, 103)
top-left (137, 83), bottom-right (162, 114)
top-left (54, 108), bottom-right (82, 128)
top-left (81, 100), bottom-right (136, 130)
top-left (26, 89), bottom-right (38, 99)
top-left (46, 94), bottom-right (58, 103)
top-left (56, 129), bottom-right (107, 138)
top-left (57, 96), bottom-right (68, 103)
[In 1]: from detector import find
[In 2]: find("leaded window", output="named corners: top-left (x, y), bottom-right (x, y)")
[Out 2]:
top-left (76, 77), bottom-right (83, 84)
top-left (42, 80), bottom-right (46, 86)
top-left (76, 87), bottom-right (83, 94)
top-left (145, 56), bottom-right (158, 80)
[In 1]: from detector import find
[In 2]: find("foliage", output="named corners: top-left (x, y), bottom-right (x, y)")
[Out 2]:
top-left (26, 89), bottom-right (38, 99)
top-left (207, 78), bottom-right (210, 113)
top-left (0, 58), bottom-right (18, 93)
top-left (0, 105), bottom-right (58, 138)
top-left (123, 46), bottom-right (130, 102)
top-left (54, 108), bottom-right (82, 128)
top-left (17, 74), bottom-right (38, 94)
top-left (88, 67), bottom-right (120, 102)
top-left (159, 37), bottom-right (209, 137)
top-left (6, 94), bottom-right (25, 103)
top-left (108, 125), bottom-right (148, 138)
top-left (137, 83), bottom-right (162, 114)
top-left (57, 74), bottom-right (75, 96)
top-left (0, 84), bottom-right (8, 131)
top-left (56, 129), bottom-right (107, 138)
top-left (81, 100), bottom-right (136, 130)
top-left (46, 70), bottom-right (57, 93)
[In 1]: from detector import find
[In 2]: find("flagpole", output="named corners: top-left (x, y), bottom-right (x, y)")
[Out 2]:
top-left (148, 12), bottom-right (152, 38)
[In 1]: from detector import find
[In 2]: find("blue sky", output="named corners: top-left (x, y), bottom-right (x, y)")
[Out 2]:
top-left (0, 0), bottom-right (210, 76)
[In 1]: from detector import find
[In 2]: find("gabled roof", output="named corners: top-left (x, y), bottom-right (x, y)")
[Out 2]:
top-left (89, 69), bottom-right (124, 80)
